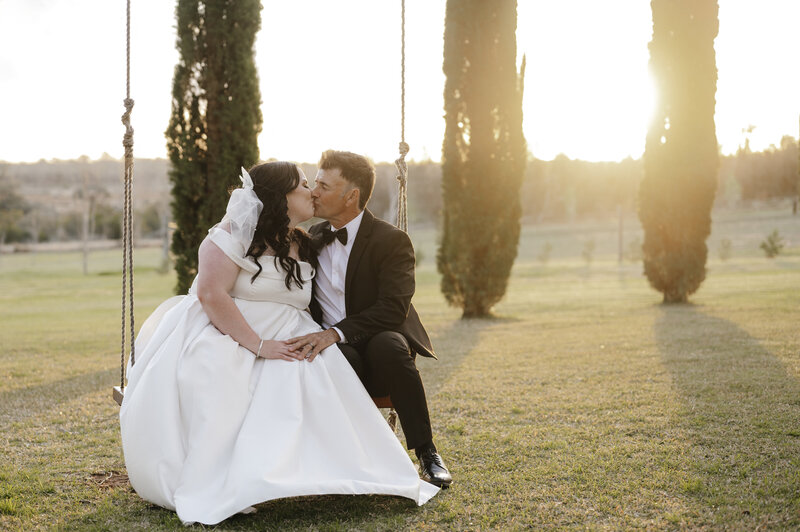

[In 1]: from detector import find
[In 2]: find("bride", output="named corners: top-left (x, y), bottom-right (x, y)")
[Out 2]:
top-left (119, 161), bottom-right (439, 525)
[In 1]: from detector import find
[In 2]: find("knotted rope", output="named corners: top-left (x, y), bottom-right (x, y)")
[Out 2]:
top-left (395, 141), bottom-right (409, 233)
top-left (380, 0), bottom-right (411, 432)
top-left (394, 0), bottom-right (409, 234)
top-left (120, 0), bottom-right (135, 391)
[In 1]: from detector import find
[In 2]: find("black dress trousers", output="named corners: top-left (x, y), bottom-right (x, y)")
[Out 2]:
top-left (337, 331), bottom-right (433, 451)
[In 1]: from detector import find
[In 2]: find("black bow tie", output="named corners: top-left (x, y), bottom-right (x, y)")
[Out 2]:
top-left (319, 226), bottom-right (348, 247)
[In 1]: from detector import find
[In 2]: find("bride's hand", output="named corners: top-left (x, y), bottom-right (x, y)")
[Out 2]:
top-left (255, 339), bottom-right (304, 361)
top-left (286, 329), bottom-right (340, 363)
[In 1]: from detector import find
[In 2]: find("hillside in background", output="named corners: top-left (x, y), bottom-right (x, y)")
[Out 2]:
top-left (0, 156), bottom-right (171, 214)
top-left (1, 138), bottom-right (797, 244)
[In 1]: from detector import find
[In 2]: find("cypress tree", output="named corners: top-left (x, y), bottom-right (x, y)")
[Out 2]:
top-left (166, 0), bottom-right (262, 294)
top-left (438, 0), bottom-right (526, 318)
top-left (639, 0), bottom-right (719, 303)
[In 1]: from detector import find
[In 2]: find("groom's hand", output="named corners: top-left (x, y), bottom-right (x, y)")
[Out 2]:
top-left (287, 328), bottom-right (341, 362)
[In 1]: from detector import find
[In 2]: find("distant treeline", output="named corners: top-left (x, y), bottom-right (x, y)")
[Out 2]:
top-left (0, 155), bottom-right (170, 244)
top-left (719, 135), bottom-right (799, 204)
top-left (1, 138), bottom-right (797, 243)
top-left (369, 135), bottom-right (798, 225)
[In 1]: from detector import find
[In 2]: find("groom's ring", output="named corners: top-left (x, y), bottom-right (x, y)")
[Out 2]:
top-left (309, 343), bottom-right (316, 349)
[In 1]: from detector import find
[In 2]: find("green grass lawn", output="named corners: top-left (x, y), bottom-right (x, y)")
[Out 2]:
top-left (1, 223), bottom-right (799, 530)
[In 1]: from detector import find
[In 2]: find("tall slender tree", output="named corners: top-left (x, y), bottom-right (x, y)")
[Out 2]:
top-left (639, 0), bottom-right (719, 303)
top-left (438, 0), bottom-right (526, 318)
top-left (166, 0), bottom-right (262, 294)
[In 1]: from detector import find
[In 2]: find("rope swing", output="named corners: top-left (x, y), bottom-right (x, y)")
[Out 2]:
top-left (114, 0), bottom-right (135, 405)
top-left (394, 0), bottom-right (410, 233)
top-left (372, 0), bottom-right (410, 432)
top-left (113, 1), bottom-right (412, 413)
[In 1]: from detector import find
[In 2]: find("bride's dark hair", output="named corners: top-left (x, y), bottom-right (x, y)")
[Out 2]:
top-left (245, 161), bottom-right (316, 288)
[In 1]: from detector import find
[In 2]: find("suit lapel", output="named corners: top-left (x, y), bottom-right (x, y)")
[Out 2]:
top-left (344, 209), bottom-right (373, 313)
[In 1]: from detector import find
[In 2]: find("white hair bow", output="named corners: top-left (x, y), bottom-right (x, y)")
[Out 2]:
top-left (218, 167), bottom-right (263, 254)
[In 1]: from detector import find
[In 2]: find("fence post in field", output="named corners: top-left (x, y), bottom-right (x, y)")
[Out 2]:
top-left (618, 204), bottom-right (623, 264)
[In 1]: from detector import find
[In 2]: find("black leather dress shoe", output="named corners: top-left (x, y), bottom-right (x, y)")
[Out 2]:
top-left (418, 448), bottom-right (452, 488)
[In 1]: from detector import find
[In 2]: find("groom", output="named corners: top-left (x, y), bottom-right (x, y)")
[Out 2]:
top-left (288, 149), bottom-right (452, 488)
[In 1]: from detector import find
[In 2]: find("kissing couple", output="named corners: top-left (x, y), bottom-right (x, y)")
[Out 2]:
top-left (119, 150), bottom-right (452, 525)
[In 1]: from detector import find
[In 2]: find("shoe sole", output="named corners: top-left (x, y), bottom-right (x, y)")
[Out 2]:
top-left (422, 476), bottom-right (452, 489)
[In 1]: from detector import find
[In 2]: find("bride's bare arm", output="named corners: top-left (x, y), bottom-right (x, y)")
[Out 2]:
top-left (195, 238), bottom-right (302, 361)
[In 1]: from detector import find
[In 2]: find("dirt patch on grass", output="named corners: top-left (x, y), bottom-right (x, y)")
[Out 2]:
top-left (87, 471), bottom-right (129, 489)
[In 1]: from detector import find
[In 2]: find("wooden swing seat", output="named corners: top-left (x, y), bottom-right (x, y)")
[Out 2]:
top-left (372, 395), bottom-right (393, 409)
top-left (113, 386), bottom-right (124, 406)
top-left (372, 395), bottom-right (398, 432)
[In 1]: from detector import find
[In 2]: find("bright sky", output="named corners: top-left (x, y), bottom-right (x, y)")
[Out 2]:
top-left (0, 0), bottom-right (798, 164)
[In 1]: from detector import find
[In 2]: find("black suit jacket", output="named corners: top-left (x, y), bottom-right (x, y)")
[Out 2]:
top-left (309, 209), bottom-right (435, 359)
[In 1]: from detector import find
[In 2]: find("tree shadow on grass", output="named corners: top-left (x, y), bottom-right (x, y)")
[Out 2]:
top-left (655, 305), bottom-right (800, 431)
top-left (419, 316), bottom-right (500, 397)
top-left (0, 367), bottom-right (116, 425)
top-left (655, 305), bottom-right (800, 521)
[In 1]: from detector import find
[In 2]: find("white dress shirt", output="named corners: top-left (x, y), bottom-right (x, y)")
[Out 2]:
top-left (315, 211), bottom-right (364, 342)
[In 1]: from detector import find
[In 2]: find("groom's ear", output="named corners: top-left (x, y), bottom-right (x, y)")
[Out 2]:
top-left (344, 187), bottom-right (360, 208)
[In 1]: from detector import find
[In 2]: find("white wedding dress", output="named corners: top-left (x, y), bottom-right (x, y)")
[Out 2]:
top-left (119, 227), bottom-right (438, 525)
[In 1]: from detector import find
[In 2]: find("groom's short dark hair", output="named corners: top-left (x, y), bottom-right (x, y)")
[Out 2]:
top-left (318, 150), bottom-right (375, 210)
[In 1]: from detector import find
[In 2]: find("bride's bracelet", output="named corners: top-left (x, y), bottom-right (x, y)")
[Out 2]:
top-left (256, 339), bottom-right (264, 358)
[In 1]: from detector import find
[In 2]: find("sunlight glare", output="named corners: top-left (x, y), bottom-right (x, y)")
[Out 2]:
top-left (0, 0), bottom-right (797, 164)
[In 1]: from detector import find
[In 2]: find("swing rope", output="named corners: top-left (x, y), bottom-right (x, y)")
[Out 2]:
top-left (119, 0), bottom-right (135, 396)
top-left (376, 0), bottom-right (410, 432)
top-left (394, 0), bottom-right (409, 233)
